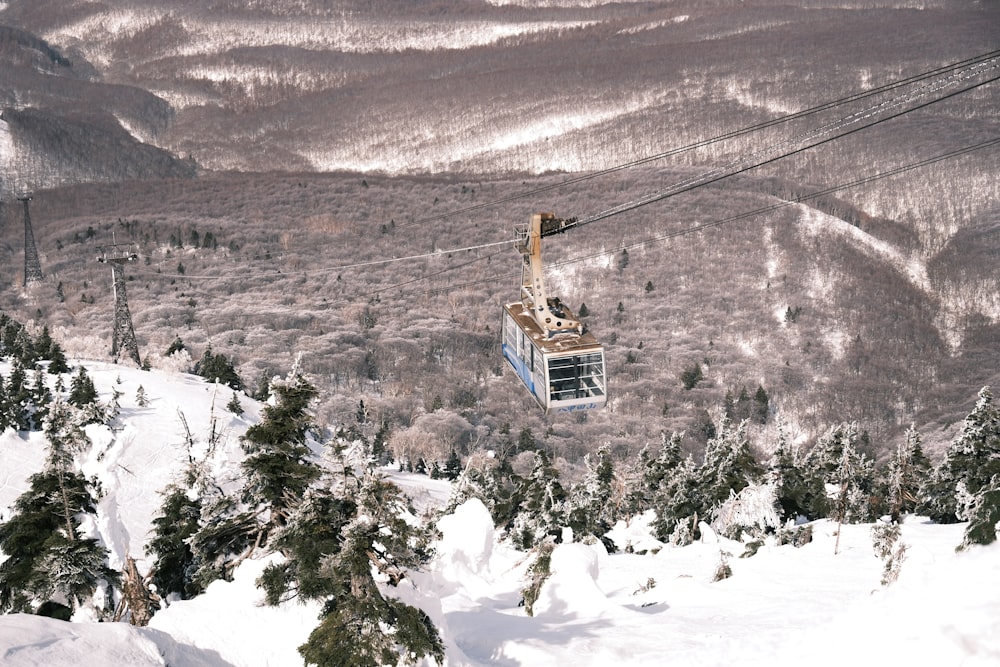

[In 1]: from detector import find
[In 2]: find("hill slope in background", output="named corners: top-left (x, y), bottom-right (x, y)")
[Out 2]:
top-left (0, 24), bottom-right (197, 192)
top-left (0, 0), bottom-right (996, 182)
top-left (0, 165), bottom-right (996, 463)
top-left (0, 0), bottom-right (997, 462)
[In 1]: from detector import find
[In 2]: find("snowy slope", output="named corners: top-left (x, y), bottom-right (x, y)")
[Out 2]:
top-left (1, 361), bottom-right (999, 667)
top-left (0, 359), bottom-right (259, 575)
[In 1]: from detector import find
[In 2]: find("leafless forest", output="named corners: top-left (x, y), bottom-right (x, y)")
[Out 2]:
top-left (1, 0), bottom-right (998, 473)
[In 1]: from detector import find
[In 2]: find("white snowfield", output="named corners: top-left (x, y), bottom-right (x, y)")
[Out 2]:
top-left (1, 360), bottom-right (998, 666)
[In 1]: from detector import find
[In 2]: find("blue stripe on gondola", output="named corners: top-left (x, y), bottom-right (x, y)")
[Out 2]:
top-left (502, 343), bottom-right (542, 403)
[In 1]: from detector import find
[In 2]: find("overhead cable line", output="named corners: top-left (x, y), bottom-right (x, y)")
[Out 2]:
top-left (554, 136), bottom-right (1000, 267)
top-left (397, 48), bottom-right (1000, 230)
top-left (373, 136), bottom-right (1000, 302)
top-left (134, 238), bottom-right (512, 281)
top-left (130, 54), bottom-right (998, 288)
top-left (567, 64), bottom-right (1000, 229)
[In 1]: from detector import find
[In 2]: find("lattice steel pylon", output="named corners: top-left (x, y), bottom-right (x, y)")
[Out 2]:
top-left (18, 193), bottom-right (44, 286)
top-left (98, 243), bottom-right (142, 366)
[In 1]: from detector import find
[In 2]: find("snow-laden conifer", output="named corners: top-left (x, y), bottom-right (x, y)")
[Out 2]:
top-left (0, 398), bottom-right (117, 616)
top-left (711, 482), bottom-right (782, 540)
top-left (700, 417), bottom-right (764, 510)
top-left (509, 451), bottom-right (567, 550)
top-left (769, 425), bottom-right (827, 521)
top-left (920, 387), bottom-right (1000, 526)
top-left (567, 443), bottom-right (618, 550)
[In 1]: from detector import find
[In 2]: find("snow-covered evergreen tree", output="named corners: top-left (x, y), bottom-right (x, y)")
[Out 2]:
top-left (804, 423), bottom-right (875, 523)
top-left (240, 373), bottom-right (321, 538)
top-left (652, 453), bottom-right (705, 544)
top-left (225, 391), bottom-right (243, 416)
top-left (567, 444), bottom-right (617, 549)
top-left (711, 482), bottom-right (782, 539)
top-left (0, 399), bottom-right (117, 616)
top-left (258, 486), bottom-right (357, 605)
top-left (67, 366), bottom-right (102, 425)
top-left (921, 387), bottom-right (1000, 525)
top-left (444, 448), bottom-right (462, 480)
top-left (959, 475), bottom-right (1000, 549)
top-left (769, 427), bottom-right (827, 521)
top-left (700, 417), bottom-right (763, 510)
top-left (871, 520), bottom-right (907, 585)
top-left (0, 375), bottom-right (11, 432)
top-left (883, 425), bottom-right (932, 522)
top-left (258, 473), bottom-right (444, 667)
top-left (509, 451), bottom-right (567, 550)
top-left (146, 485), bottom-right (203, 600)
top-left (7, 358), bottom-right (32, 431)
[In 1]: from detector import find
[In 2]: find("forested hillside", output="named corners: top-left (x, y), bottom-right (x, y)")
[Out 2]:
top-left (0, 0), bottom-right (997, 472)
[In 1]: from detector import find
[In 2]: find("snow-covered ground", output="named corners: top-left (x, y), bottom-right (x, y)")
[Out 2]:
top-left (1, 360), bottom-right (998, 666)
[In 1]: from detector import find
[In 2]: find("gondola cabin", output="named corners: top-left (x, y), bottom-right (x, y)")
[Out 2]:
top-left (501, 212), bottom-right (607, 414)
top-left (502, 302), bottom-right (606, 414)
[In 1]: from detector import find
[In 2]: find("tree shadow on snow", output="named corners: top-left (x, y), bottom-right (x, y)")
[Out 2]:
top-left (447, 607), bottom-right (617, 666)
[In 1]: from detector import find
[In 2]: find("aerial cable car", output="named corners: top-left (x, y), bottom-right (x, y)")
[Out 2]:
top-left (501, 213), bottom-right (607, 414)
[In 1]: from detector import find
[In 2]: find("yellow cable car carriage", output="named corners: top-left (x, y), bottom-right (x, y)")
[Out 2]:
top-left (502, 213), bottom-right (607, 414)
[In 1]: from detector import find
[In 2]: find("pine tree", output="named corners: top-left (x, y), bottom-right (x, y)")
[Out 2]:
top-left (624, 435), bottom-right (680, 518)
top-left (700, 417), bottom-right (763, 510)
top-left (294, 474), bottom-right (444, 667)
top-left (0, 400), bottom-right (117, 615)
top-left (567, 444), bottom-right (617, 549)
top-left (920, 387), bottom-right (1000, 524)
top-left (47, 342), bottom-right (70, 375)
top-left (883, 426), bottom-right (932, 522)
top-left (7, 359), bottom-right (31, 431)
top-left (651, 454), bottom-right (705, 544)
top-left (67, 366), bottom-right (102, 425)
top-left (226, 391), bottom-right (243, 416)
top-left (258, 487), bottom-right (357, 605)
top-left (194, 346), bottom-right (244, 390)
top-left (240, 373), bottom-right (321, 540)
top-left (0, 377), bottom-right (12, 433)
top-left (769, 428), bottom-right (827, 521)
top-left (34, 326), bottom-right (55, 360)
top-left (165, 336), bottom-right (186, 356)
top-left (188, 495), bottom-right (258, 590)
top-left (871, 521), bottom-right (908, 585)
top-left (509, 451), bottom-right (567, 550)
top-left (146, 486), bottom-right (204, 599)
top-left (804, 423), bottom-right (875, 523)
top-left (959, 476), bottom-right (1000, 548)
top-left (752, 385), bottom-right (770, 424)
top-left (443, 449), bottom-right (462, 480)
top-left (680, 362), bottom-right (703, 390)
top-left (29, 369), bottom-right (52, 431)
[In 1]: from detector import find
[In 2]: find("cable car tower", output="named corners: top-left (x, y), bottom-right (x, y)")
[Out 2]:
top-left (501, 213), bottom-right (606, 414)
top-left (17, 192), bottom-right (44, 286)
top-left (97, 241), bottom-right (142, 366)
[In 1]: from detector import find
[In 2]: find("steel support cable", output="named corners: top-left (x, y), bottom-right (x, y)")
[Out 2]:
top-left (134, 238), bottom-right (513, 280)
top-left (130, 55), bottom-right (999, 284)
top-left (386, 136), bottom-right (1000, 301)
top-left (362, 249), bottom-right (506, 301)
top-left (396, 49), bottom-right (1000, 230)
top-left (572, 68), bottom-right (1000, 228)
top-left (130, 61), bottom-right (999, 285)
top-left (550, 137), bottom-right (1000, 268)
